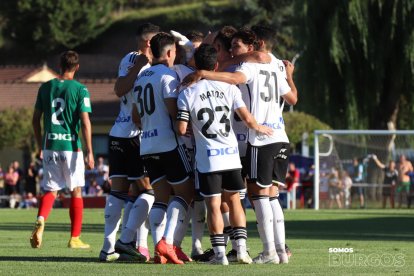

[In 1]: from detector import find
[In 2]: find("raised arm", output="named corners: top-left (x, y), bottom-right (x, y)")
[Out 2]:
top-left (281, 60), bottom-right (298, 106)
top-left (372, 155), bottom-right (385, 169)
top-left (114, 55), bottom-right (149, 97)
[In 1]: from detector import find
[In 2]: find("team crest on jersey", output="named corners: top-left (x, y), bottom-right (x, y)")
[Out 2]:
top-left (84, 98), bottom-right (91, 107)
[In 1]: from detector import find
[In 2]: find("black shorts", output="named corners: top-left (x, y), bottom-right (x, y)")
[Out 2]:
top-left (108, 136), bottom-right (145, 180)
top-left (246, 142), bottom-right (290, 188)
top-left (198, 169), bottom-right (246, 197)
top-left (142, 144), bottom-right (192, 185)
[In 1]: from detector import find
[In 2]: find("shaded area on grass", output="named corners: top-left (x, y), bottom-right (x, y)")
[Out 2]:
top-left (0, 256), bottom-right (98, 263)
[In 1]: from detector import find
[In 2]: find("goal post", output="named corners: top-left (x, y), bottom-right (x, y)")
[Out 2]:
top-left (313, 130), bottom-right (414, 210)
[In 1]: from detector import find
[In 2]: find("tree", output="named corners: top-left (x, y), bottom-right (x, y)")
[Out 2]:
top-left (294, 0), bottom-right (414, 130)
top-left (0, 0), bottom-right (114, 55)
top-left (0, 108), bottom-right (34, 151)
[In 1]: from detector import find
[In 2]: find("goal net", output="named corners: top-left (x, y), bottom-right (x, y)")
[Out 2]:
top-left (313, 130), bottom-right (414, 210)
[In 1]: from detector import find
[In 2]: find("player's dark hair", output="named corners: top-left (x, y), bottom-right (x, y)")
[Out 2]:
top-left (232, 27), bottom-right (259, 50)
top-left (136, 22), bottom-right (160, 39)
top-left (251, 24), bottom-right (276, 49)
top-left (150, 32), bottom-right (176, 59)
top-left (185, 30), bottom-right (204, 43)
top-left (194, 44), bottom-right (217, 71)
top-left (213, 25), bottom-right (237, 52)
top-left (174, 41), bottom-right (187, 65)
top-left (60, 50), bottom-right (79, 72)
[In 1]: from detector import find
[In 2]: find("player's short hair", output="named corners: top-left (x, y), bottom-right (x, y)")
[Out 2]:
top-left (150, 32), bottom-right (176, 59)
top-left (232, 27), bottom-right (259, 50)
top-left (251, 24), bottom-right (276, 49)
top-left (136, 22), bottom-right (160, 40)
top-left (194, 44), bottom-right (217, 71)
top-left (213, 25), bottom-right (237, 52)
top-left (174, 41), bottom-right (187, 65)
top-left (60, 50), bottom-right (79, 72)
top-left (185, 30), bottom-right (204, 43)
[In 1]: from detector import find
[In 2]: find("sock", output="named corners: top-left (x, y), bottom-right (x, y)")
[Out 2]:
top-left (174, 204), bottom-right (191, 247)
top-left (252, 195), bottom-right (275, 253)
top-left (270, 196), bottom-right (286, 253)
top-left (163, 196), bottom-right (188, 245)
top-left (233, 227), bottom-right (248, 255)
top-left (136, 218), bottom-right (150, 248)
top-left (122, 197), bottom-right (135, 232)
top-left (37, 192), bottom-right (56, 220)
top-left (120, 191), bottom-right (155, 243)
top-left (210, 234), bottom-right (226, 258)
top-left (222, 212), bottom-right (231, 245)
top-left (70, 197), bottom-right (83, 237)
top-left (102, 192), bottom-right (127, 253)
top-left (191, 200), bottom-right (206, 253)
top-left (149, 202), bottom-right (167, 246)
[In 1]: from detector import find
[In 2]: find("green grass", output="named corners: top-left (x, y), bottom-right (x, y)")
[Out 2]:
top-left (1, 208), bottom-right (413, 275)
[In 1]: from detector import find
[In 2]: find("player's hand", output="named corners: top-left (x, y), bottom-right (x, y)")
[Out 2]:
top-left (202, 31), bottom-right (218, 45)
top-left (85, 152), bottom-right (95, 170)
top-left (283, 60), bottom-right (294, 78)
top-left (181, 71), bottom-right (202, 87)
top-left (256, 125), bottom-right (273, 136)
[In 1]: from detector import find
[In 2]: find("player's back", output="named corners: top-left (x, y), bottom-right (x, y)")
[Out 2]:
top-left (236, 62), bottom-right (290, 146)
top-left (134, 64), bottom-right (181, 155)
top-left (36, 78), bottom-right (91, 151)
top-left (180, 79), bottom-right (242, 172)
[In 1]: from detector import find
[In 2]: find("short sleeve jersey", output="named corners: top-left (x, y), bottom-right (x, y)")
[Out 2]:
top-left (35, 78), bottom-right (92, 151)
top-left (110, 52), bottom-right (150, 138)
top-left (236, 61), bottom-right (291, 146)
top-left (133, 64), bottom-right (182, 155)
top-left (177, 79), bottom-right (244, 173)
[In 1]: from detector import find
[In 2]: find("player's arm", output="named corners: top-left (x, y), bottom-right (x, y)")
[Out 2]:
top-left (235, 106), bottom-right (273, 136)
top-left (80, 112), bottom-right (95, 170)
top-left (131, 104), bottom-right (141, 128)
top-left (176, 119), bottom-right (188, 136)
top-left (281, 60), bottom-right (298, 105)
top-left (218, 51), bottom-right (271, 71)
top-left (181, 70), bottom-right (246, 87)
top-left (114, 55), bottom-right (149, 97)
top-left (32, 109), bottom-right (43, 158)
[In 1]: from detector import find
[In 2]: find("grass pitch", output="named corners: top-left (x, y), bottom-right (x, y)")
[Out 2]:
top-left (0, 208), bottom-right (413, 275)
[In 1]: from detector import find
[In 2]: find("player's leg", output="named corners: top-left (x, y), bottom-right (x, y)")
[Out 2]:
top-left (222, 170), bottom-right (252, 264)
top-left (190, 190), bottom-right (207, 259)
top-left (246, 144), bottom-right (279, 264)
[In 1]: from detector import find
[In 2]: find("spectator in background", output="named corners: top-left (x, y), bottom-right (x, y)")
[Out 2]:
top-left (372, 155), bottom-right (398, 208)
top-left (352, 157), bottom-right (365, 208)
top-left (26, 162), bottom-right (38, 196)
top-left (396, 155), bottom-right (413, 208)
top-left (5, 164), bottom-right (19, 196)
top-left (301, 164), bottom-right (314, 208)
top-left (19, 192), bottom-right (38, 209)
top-left (285, 162), bottom-right (300, 209)
top-left (407, 171), bottom-right (414, 208)
top-left (88, 179), bottom-right (103, 196)
top-left (12, 161), bottom-right (24, 194)
top-left (0, 165), bottom-right (4, 195)
top-left (341, 170), bottom-right (353, 209)
top-left (328, 168), bottom-right (342, 209)
top-left (95, 156), bottom-right (109, 187)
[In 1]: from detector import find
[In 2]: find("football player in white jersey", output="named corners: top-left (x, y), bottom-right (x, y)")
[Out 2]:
top-left (177, 44), bottom-right (273, 265)
top-left (251, 24), bottom-right (293, 263)
top-left (181, 28), bottom-right (297, 264)
top-left (132, 32), bottom-right (194, 265)
top-left (100, 23), bottom-right (159, 262)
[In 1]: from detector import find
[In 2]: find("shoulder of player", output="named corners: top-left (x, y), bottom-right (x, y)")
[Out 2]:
top-left (121, 51), bottom-right (140, 63)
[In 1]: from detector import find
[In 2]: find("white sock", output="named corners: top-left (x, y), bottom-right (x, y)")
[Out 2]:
top-left (174, 204), bottom-right (191, 247)
top-left (136, 218), bottom-right (150, 248)
top-left (270, 197), bottom-right (286, 253)
top-left (222, 212), bottom-right (231, 245)
top-left (210, 234), bottom-right (226, 258)
top-left (233, 227), bottom-right (247, 255)
top-left (149, 202), bottom-right (167, 246)
top-left (102, 194), bottom-right (125, 253)
top-left (252, 196), bottom-right (275, 253)
top-left (120, 192), bottom-right (155, 243)
top-left (191, 200), bottom-right (206, 253)
top-left (163, 196), bottom-right (188, 245)
top-left (122, 200), bottom-right (134, 232)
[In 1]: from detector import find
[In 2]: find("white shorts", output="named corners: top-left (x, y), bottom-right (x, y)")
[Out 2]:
top-left (42, 150), bottom-right (85, 192)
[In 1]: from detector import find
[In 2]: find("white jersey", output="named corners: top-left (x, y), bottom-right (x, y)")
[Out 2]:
top-left (236, 61), bottom-right (291, 146)
top-left (173, 64), bottom-right (195, 150)
top-left (133, 64), bottom-right (183, 155)
top-left (177, 79), bottom-right (245, 173)
top-left (110, 52), bottom-right (150, 138)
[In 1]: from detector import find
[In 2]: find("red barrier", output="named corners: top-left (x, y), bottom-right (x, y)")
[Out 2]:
top-left (61, 196), bottom-right (106, 208)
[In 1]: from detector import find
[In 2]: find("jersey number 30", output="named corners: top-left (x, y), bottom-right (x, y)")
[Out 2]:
top-left (135, 83), bottom-right (155, 117)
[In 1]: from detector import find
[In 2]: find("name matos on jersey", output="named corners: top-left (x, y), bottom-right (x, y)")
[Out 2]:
top-left (199, 90), bottom-right (225, 101)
